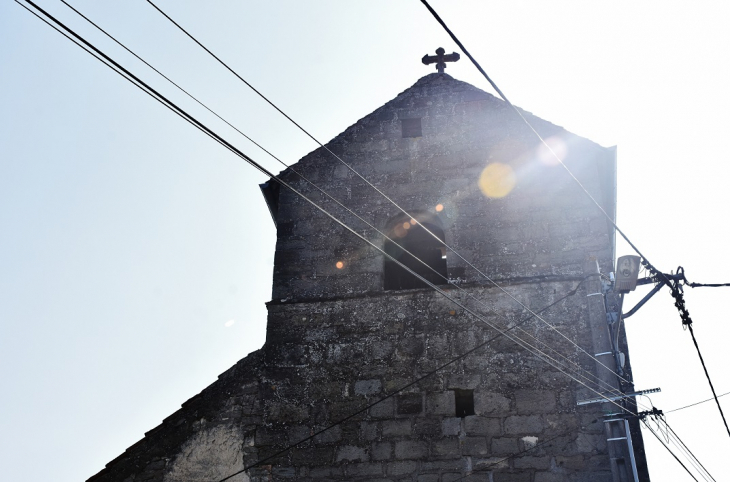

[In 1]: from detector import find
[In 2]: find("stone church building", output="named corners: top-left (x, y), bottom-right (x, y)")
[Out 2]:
top-left (88, 71), bottom-right (649, 481)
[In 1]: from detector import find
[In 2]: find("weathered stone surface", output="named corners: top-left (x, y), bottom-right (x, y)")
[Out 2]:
top-left (464, 416), bottom-right (501, 435)
top-left (505, 415), bottom-right (545, 435)
top-left (336, 445), bottom-right (368, 462)
top-left (395, 440), bottom-right (429, 460)
top-left (515, 389), bottom-right (557, 414)
top-left (355, 379), bottom-right (382, 396)
top-left (163, 426), bottom-right (245, 482)
top-left (461, 436), bottom-right (489, 456)
top-left (441, 417), bottom-right (462, 436)
top-left (86, 73), bottom-right (645, 482)
top-left (431, 437), bottom-right (459, 458)
top-left (397, 393), bottom-right (423, 415)
top-left (372, 442), bottom-right (392, 461)
top-left (474, 391), bottom-right (511, 415)
top-left (382, 419), bottom-right (412, 437)
top-left (426, 392), bottom-right (455, 416)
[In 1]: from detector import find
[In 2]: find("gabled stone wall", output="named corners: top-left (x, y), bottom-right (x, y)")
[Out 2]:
top-left (88, 74), bottom-right (641, 482)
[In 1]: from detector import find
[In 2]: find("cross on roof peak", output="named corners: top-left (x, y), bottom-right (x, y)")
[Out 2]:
top-left (422, 47), bottom-right (460, 74)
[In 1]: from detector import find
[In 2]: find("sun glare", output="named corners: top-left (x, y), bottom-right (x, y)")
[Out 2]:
top-left (537, 136), bottom-right (567, 166)
top-left (478, 163), bottom-right (516, 198)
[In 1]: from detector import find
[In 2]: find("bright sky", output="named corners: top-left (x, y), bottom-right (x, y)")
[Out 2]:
top-left (2, 1), bottom-right (729, 481)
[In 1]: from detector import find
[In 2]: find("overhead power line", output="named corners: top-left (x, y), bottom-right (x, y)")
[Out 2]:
top-left (661, 417), bottom-right (716, 481)
top-left (419, 0), bottom-right (653, 272)
top-left (26, 3), bottom-right (714, 482)
top-left (143, 0), bottom-right (636, 392)
top-left (15, 6), bottom-right (646, 482)
top-left (22, 0), bottom-right (638, 423)
top-left (640, 408), bottom-right (716, 481)
top-left (218, 279), bottom-right (589, 482)
top-left (686, 322), bottom-right (730, 438)
top-left (60, 0), bottom-right (631, 405)
top-left (419, 0), bottom-right (730, 443)
top-left (642, 420), bottom-right (700, 482)
top-left (57, 0), bottom-right (285, 169)
top-left (667, 390), bottom-right (730, 414)
top-left (23, 0), bottom-right (720, 479)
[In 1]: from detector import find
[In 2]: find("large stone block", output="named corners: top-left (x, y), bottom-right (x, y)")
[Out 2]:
top-left (464, 416), bottom-right (501, 436)
top-left (461, 436), bottom-right (489, 456)
top-left (474, 391), bottom-right (511, 415)
top-left (515, 389), bottom-right (557, 414)
top-left (491, 437), bottom-right (519, 455)
top-left (504, 415), bottom-right (544, 435)
top-left (344, 462), bottom-right (384, 477)
top-left (395, 440), bottom-right (428, 460)
top-left (335, 445), bottom-right (368, 462)
top-left (382, 419), bottom-right (412, 437)
top-left (431, 437), bottom-right (460, 458)
top-left (427, 391), bottom-right (455, 416)
top-left (386, 460), bottom-right (418, 476)
top-left (371, 442), bottom-right (392, 461)
top-left (355, 379), bottom-right (382, 396)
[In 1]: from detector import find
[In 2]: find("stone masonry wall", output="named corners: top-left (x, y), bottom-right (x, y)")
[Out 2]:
top-left (90, 280), bottom-right (615, 482)
top-left (271, 74), bottom-right (615, 302)
top-left (88, 74), bottom-right (629, 482)
top-left (252, 282), bottom-right (612, 481)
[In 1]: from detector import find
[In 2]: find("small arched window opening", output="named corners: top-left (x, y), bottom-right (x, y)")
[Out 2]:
top-left (384, 212), bottom-right (448, 290)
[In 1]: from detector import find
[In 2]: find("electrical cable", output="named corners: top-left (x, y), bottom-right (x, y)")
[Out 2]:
top-left (57, 0), bottom-right (286, 172)
top-left (59, 1), bottom-right (635, 403)
top-left (22, 0), bottom-right (639, 417)
top-left (218, 279), bottom-right (589, 482)
top-left (420, 0), bottom-right (730, 443)
top-left (38, 2), bottom-right (715, 479)
top-left (16, 5), bottom-right (649, 482)
top-left (679, 268), bottom-right (730, 288)
top-left (661, 417), bottom-right (715, 481)
top-left (666, 390), bottom-right (730, 414)
top-left (687, 282), bottom-right (730, 288)
top-left (143, 0), bottom-right (637, 391)
top-left (643, 410), bottom-right (715, 482)
top-left (419, 0), bottom-right (657, 274)
top-left (641, 419), bottom-right (700, 482)
top-left (18, 1), bottom-right (635, 423)
top-left (686, 322), bottom-right (730, 438)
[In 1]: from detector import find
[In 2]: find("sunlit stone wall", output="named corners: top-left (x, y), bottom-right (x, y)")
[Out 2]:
top-left (88, 74), bottom-right (636, 482)
top-left (271, 73), bottom-right (615, 301)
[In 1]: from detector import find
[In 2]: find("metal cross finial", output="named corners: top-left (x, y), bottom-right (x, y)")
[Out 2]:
top-left (422, 47), bottom-right (460, 74)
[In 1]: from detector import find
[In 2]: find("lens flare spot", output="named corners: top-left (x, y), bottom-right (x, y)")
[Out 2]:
top-left (409, 218), bottom-right (417, 225)
top-left (537, 136), bottom-right (567, 166)
top-left (478, 163), bottom-right (516, 198)
top-left (336, 261), bottom-right (344, 269)
top-left (394, 223), bottom-right (408, 237)
top-left (435, 204), bottom-right (444, 212)
top-left (403, 222), bottom-right (411, 230)
top-left (224, 319), bottom-right (235, 328)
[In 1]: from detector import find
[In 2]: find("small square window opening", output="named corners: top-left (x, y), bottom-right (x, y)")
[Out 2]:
top-left (401, 118), bottom-right (422, 138)
top-left (454, 389), bottom-right (475, 418)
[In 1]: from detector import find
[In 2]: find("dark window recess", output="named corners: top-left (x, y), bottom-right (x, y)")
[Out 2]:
top-left (401, 118), bottom-right (422, 138)
top-left (454, 389), bottom-right (475, 418)
top-left (384, 219), bottom-right (448, 290)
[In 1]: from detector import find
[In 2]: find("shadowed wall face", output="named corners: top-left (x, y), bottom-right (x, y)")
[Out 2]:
top-left (88, 74), bottom-right (630, 482)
